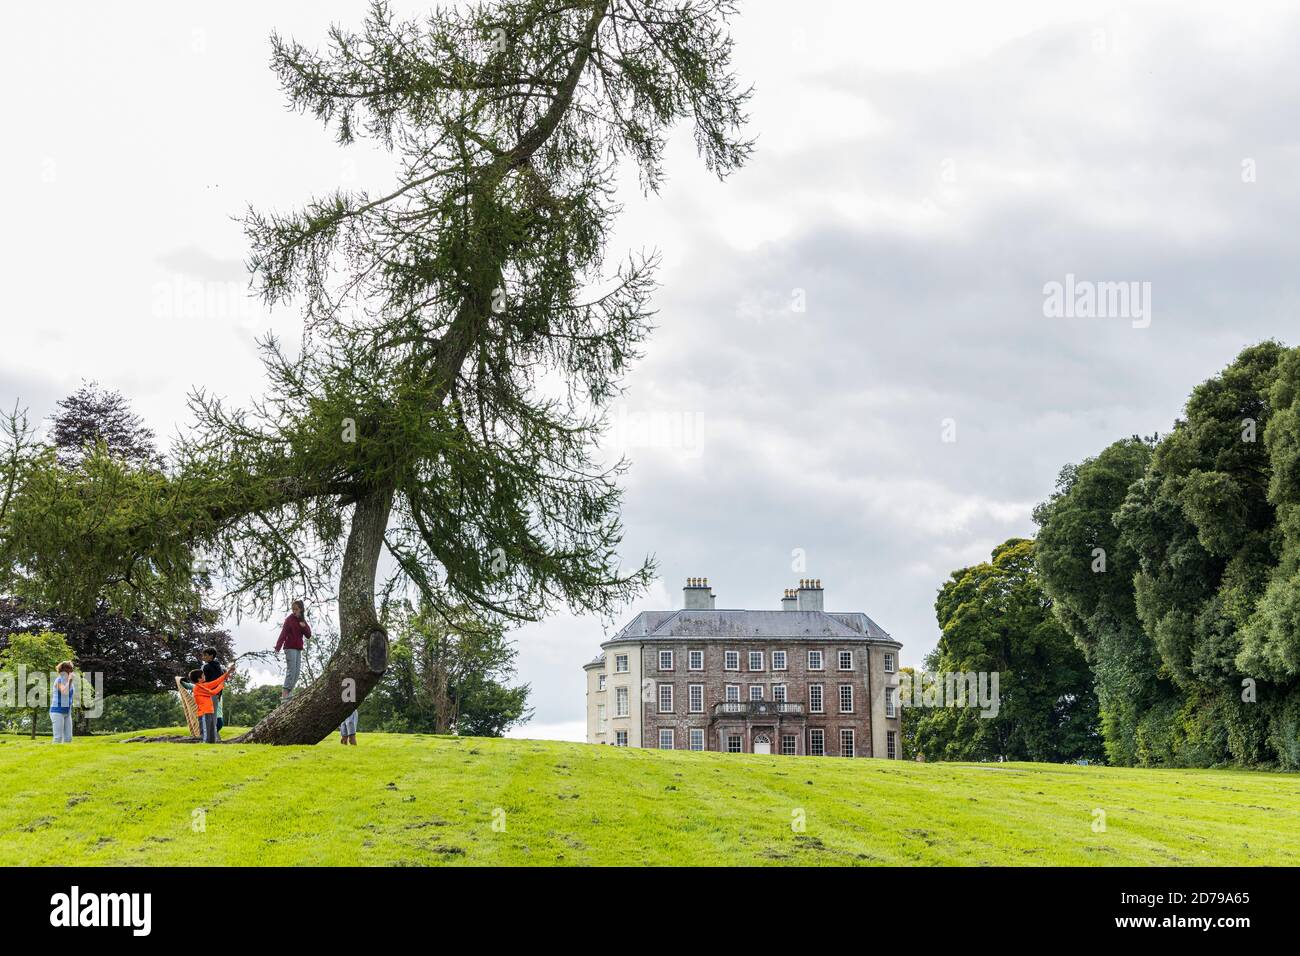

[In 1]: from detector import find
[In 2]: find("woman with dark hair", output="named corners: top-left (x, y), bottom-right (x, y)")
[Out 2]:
top-left (274, 600), bottom-right (311, 703)
top-left (50, 661), bottom-right (76, 744)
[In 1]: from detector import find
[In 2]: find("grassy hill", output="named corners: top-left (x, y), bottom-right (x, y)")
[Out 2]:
top-left (2, 730), bottom-right (1298, 866)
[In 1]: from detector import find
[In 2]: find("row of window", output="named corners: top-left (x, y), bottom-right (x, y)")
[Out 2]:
top-left (605, 650), bottom-right (898, 675)
top-left (600, 684), bottom-right (898, 719)
top-left (657, 682), bottom-right (898, 715)
top-left (647, 727), bottom-right (900, 758)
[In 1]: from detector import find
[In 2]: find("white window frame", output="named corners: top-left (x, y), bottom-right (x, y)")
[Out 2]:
top-left (726, 734), bottom-right (743, 754)
top-left (808, 728), bottom-right (825, 756)
top-left (658, 683), bottom-right (674, 714)
top-left (772, 683), bottom-right (787, 703)
top-left (724, 650), bottom-right (740, 671)
top-left (659, 649), bottom-right (674, 671)
top-left (725, 684), bottom-right (740, 703)
top-left (748, 650), bottom-right (764, 672)
top-left (839, 684), bottom-right (854, 714)
top-left (809, 683), bottom-right (823, 714)
top-left (615, 729), bottom-right (628, 747)
top-left (615, 685), bottom-right (629, 717)
top-left (597, 703), bottom-right (607, 730)
top-left (840, 728), bottom-right (855, 757)
top-left (688, 683), bottom-right (704, 714)
top-left (748, 684), bottom-right (763, 702)
top-left (808, 650), bottom-right (824, 671)
top-left (780, 734), bottom-right (797, 755)
top-left (838, 650), bottom-right (854, 671)
top-left (688, 649), bottom-right (704, 671)
top-left (772, 649), bottom-right (787, 671)
top-left (597, 674), bottom-right (606, 691)
top-left (659, 728), bottom-right (674, 750)
top-left (885, 686), bottom-right (897, 718)
top-left (615, 654), bottom-right (629, 673)
top-left (887, 730), bottom-right (897, 759)
top-left (883, 652), bottom-right (896, 673)
top-left (689, 728), bottom-right (705, 752)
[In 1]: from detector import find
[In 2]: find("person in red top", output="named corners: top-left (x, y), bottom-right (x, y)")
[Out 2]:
top-left (275, 600), bottom-right (311, 702)
top-left (188, 660), bottom-right (235, 743)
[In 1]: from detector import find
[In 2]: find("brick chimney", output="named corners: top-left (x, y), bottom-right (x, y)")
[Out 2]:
top-left (781, 588), bottom-right (797, 611)
top-left (796, 578), bottom-right (824, 612)
top-left (683, 577), bottom-right (715, 610)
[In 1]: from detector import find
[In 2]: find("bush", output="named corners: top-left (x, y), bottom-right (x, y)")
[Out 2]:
top-left (96, 693), bottom-right (184, 733)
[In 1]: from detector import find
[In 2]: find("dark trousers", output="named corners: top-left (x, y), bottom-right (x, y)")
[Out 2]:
top-left (200, 712), bottom-right (219, 743)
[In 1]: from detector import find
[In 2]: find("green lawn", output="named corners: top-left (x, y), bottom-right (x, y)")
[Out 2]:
top-left (2, 729), bottom-right (1298, 865)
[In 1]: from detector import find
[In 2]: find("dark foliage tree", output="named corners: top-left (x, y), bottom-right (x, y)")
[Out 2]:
top-left (0, 598), bottom-right (233, 697)
top-left (0, 0), bottom-right (751, 743)
top-left (50, 382), bottom-right (159, 468)
top-left (915, 539), bottom-right (1103, 763)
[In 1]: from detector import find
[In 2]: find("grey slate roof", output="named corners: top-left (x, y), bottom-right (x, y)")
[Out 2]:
top-left (604, 609), bottom-right (897, 645)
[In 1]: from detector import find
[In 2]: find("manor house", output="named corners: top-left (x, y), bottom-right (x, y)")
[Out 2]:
top-left (583, 578), bottom-right (903, 758)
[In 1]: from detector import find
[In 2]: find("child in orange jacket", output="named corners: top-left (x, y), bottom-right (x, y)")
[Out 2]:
top-left (187, 660), bottom-right (235, 743)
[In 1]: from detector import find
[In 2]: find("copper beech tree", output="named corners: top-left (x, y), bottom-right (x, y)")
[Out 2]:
top-left (0, 0), bottom-right (751, 743)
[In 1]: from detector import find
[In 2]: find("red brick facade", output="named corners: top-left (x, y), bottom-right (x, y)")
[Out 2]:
top-left (638, 640), bottom-right (897, 757)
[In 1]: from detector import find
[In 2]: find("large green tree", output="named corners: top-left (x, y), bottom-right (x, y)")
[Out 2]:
top-left (915, 539), bottom-right (1102, 763)
top-left (0, 0), bottom-right (751, 744)
top-left (1239, 346), bottom-right (1300, 767)
top-left (1038, 342), bottom-right (1300, 769)
top-left (1033, 438), bottom-right (1178, 766)
top-left (0, 386), bottom-right (232, 699)
top-left (363, 604), bottom-right (530, 736)
top-left (1112, 343), bottom-right (1285, 766)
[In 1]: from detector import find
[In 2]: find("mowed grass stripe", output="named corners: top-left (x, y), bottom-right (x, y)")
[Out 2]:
top-left (2, 731), bottom-right (1297, 866)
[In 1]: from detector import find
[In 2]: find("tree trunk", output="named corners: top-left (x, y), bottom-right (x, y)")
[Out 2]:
top-left (236, 487), bottom-right (393, 744)
top-left (432, 651), bottom-right (452, 735)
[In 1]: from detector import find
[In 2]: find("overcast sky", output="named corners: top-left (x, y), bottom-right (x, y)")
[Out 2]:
top-left (4, 0), bottom-right (1299, 741)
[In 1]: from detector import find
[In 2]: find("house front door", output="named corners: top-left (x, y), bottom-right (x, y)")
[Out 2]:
top-left (753, 734), bottom-right (771, 755)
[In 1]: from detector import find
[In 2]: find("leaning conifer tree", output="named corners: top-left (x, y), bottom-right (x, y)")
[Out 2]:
top-left (2, 0), bottom-right (751, 743)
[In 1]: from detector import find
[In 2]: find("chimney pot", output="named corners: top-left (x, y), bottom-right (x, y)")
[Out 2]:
top-left (796, 578), bottom-right (824, 612)
top-left (684, 576), bottom-right (715, 609)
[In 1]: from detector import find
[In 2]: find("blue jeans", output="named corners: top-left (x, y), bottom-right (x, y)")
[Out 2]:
top-left (283, 648), bottom-right (302, 692)
top-left (200, 712), bottom-right (219, 743)
top-left (51, 711), bottom-right (73, 743)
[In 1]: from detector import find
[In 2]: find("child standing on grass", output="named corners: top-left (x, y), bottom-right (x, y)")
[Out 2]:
top-left (200, 647), bottom-right (225, 731)
top-left (49, 661), bottom-right (76, 744)
top-left (188, 660), bottom-right (236, 743)
top-left (339, 710), bottom-right (358, 746)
